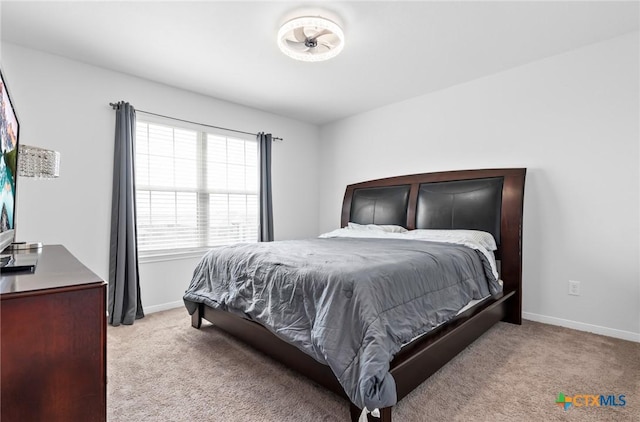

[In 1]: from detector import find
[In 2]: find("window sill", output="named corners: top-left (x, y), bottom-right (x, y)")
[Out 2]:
top-left (138, 249), bottom-right (208, 264)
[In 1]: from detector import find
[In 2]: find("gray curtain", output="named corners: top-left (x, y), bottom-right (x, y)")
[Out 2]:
top-left (108, 101), bottom-right (144, 326)
top-left (258, 132), bottom-right (274, 242)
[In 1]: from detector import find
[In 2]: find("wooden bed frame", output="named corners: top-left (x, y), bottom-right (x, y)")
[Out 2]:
top-left (187, 168), bottom-right (526, 421)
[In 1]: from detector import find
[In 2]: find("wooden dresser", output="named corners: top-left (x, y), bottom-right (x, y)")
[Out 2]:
top-left (0, 245), bottom-right (106, 422)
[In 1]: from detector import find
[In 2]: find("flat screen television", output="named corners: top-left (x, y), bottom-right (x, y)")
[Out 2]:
top-left (0, 68), bottom-right (19, 254)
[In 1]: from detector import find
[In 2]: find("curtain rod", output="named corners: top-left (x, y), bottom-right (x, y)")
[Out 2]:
top-left (109, 103), bottom-right (283, 141)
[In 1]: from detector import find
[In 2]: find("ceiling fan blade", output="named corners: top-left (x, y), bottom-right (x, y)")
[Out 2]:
top-left (318, 42), bottom-right (334, 50)
top-left (302, 26), bottom-right (314, 39)
top-left (307, 29), bottom-right (329, 41)
top-left (286, 39), bottom-right (310, 52)
top-left (293, 27), bottom-right (307, 42)
top-left (317, 33), bottom-right (339, 44)
top-left (315, 44), bottom-right (331, 54)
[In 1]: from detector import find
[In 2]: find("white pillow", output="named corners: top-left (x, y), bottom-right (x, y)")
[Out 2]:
top-left (347, 222), bottom-right (408, 233)
top-left (408, 229), bottom-right (498, 251)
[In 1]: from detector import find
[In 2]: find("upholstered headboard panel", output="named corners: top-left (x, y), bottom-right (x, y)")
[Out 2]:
top-left (415, 177), bottom-right (503, 244)
top-left (350, 185), bottom-right (411, 226)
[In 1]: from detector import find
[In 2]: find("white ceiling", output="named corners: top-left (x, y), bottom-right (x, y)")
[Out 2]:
top-left (1, 1), bottom-right (638, 125)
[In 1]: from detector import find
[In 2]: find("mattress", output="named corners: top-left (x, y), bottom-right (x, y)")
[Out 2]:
top-left (400, 280), bottom-right (503, 349)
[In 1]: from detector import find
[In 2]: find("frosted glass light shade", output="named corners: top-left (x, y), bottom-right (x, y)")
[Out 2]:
top-left (18, 145), bottom-right (60, 179)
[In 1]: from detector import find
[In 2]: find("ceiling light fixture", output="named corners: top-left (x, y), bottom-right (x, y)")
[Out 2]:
top-left (277, 16), bottom-right (345, 62)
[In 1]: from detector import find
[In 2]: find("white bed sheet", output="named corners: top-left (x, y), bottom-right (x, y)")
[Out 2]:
top-left (400, 279), bottom-right (503, 348)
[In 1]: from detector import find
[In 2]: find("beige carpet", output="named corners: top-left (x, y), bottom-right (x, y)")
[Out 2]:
top-left (107, 308), bottom-right (639, 421)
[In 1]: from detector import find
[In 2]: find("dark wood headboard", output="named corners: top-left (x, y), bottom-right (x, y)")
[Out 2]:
top-left (341, 168), bottom-right (526, 323)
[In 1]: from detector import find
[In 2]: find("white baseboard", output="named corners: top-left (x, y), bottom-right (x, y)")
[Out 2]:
top-left (144, 300), bottom-right (184, 314)
top-left (522, 312), bottom-right (639, 343)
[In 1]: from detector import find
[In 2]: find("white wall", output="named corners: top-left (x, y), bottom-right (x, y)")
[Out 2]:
top-left (3, 33), bottom-right (638, 340)
top-left (318, 32), bottom-right (640, 340)
top-left (1, 43), bottom-right (320, 312)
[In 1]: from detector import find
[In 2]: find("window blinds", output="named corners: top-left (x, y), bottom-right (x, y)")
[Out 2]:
top-left (135, 121), bottom-right (258, 257)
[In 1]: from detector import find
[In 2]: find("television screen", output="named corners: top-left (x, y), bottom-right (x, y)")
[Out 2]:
top-left (0, 69), bottom-right (19, 252)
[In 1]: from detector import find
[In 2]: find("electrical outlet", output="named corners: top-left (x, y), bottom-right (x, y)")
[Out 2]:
top-left (568, 280), bottom-right (581, 296)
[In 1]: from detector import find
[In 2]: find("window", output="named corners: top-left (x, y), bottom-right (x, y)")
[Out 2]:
top-left (135, 120), bottom-right (258, 258)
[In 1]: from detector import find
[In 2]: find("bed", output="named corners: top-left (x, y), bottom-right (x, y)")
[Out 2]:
top-left (184, 168), bottom-right (526, 421)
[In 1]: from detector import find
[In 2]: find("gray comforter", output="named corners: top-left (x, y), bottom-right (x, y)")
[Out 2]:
top-left (183, 237), bottom-right (499, 410)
